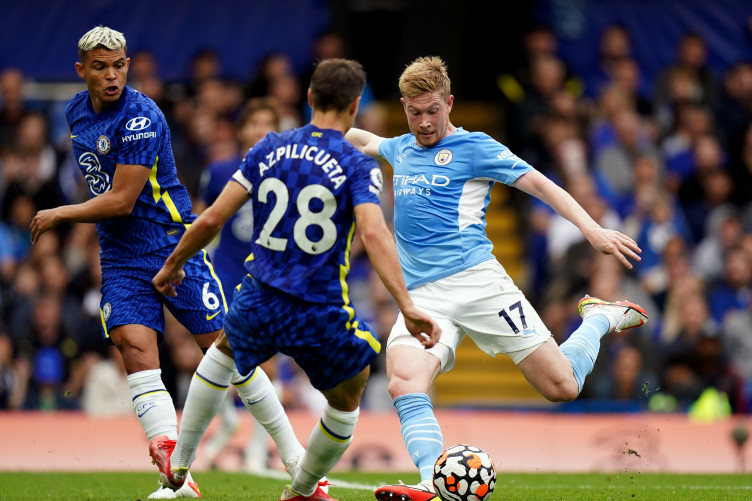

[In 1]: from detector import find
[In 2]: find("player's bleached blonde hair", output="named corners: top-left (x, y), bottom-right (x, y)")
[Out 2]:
top-left (77, 26), bottom-right (127, 60)
top-left (398, 56), bottom-right (451, 99)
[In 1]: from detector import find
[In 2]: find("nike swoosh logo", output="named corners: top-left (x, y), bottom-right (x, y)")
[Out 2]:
top-left (187, 481), bottom-right (200, 496)
top-left (70, 135), bottom-right (77, 138)
top-left (206, 310), bottom-right (221, 320)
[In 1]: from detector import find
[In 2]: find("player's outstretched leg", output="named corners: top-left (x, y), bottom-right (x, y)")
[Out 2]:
top-left (559, 295), bottom-right (649, 394)
top-left (577, 295), bottom-right (649, 333)
top-left (374, 393), bottom-right (441, 500)
top-left (232, 364), bottom-right (306, 471)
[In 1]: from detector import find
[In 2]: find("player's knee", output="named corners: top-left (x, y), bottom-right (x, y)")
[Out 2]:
top-left (542, 380), bottom-right (579, 403)
top-left (386, 376), bottom-right (421, 400)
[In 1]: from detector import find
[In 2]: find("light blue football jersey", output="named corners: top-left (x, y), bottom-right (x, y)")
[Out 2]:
top-left (66, 86), bottom-right (196, 263)
top-left (379, 128), bottom-right (533, 289)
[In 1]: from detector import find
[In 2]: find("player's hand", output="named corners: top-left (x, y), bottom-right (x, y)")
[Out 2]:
top-left (587, 227), bottom-right (642, 269)
top-left (402, 305), bottom-right (441, 348)
top-left (30, 209), bottom-right (61, 244)
top-left (152, 266), bottom-right (185, 297)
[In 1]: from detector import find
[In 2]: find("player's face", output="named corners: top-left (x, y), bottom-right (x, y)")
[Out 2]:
top-left (239, 109), bottom-right (277, 151)
top-left (75, 48), bottom-right (129, 112)
top-left (401, 91), bottom-right (454, 148)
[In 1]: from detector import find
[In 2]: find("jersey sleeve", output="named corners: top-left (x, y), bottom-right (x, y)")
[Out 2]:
top-left (235, 136), bottom-right (274, 194)
top-left (350, 155), bottom-right (382, 207)
top-left (472, 134), bottom-right (533, 185)
top-left (201, 163), bottom-right (224, 205)
top-left (378, 136), bottom-right (401, 166)
top-left (116, 103), bottom-right (164, 168)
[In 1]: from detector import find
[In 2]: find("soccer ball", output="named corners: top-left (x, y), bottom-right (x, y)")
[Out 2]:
top-left (432, 444), bottom-right (496, 501)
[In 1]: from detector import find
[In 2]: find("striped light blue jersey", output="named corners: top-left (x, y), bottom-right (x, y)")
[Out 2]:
top-left (66, 86), bottom-right (196, 262)
top-left (233, 124), bottom-right (382, 304)
top-left (379, 128), bottom-right (533, 289)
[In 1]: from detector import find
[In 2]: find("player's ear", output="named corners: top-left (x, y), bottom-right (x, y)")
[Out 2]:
top-left (75, 61), bottom-right (85, 80)
top-left (307, 88), bottom-right (313, 108)
top-left (349, 96), bottom-right (361, 117)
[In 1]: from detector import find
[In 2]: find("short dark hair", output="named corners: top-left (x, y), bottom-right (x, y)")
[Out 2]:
top-left (309, 58), bottom-right (366, 113)
top-left (237, 97), bottom-right (280, 130)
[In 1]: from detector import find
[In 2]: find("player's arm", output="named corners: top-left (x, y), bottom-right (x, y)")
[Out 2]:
top-left (30, 163), bottom-right (150, 244)
top-left (354, 202), bottom-right (441, 347)
top-left (153, 181), bottom-right (249, 296)
top-left (512, 169), bottom-right (642, 269)
top-left (345, 127), bottom-right (385, 158)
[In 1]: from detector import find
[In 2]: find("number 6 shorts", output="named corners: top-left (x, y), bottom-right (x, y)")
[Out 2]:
top-left (387, 258), bottom-right (552, 373)
top-left (99, 248), bottom-right (226, 340)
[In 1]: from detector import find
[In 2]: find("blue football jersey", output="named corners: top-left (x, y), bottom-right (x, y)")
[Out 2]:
top-left (233, 124), bottom-right (383, 304)
top-left (200, 154), bottom-right (252, 300)
top-left (66, 86), bottom-right (196, 262)
top-left (379, 128), bottom-right (533, 289)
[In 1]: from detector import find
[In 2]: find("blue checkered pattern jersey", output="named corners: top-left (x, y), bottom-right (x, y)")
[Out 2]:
top-left (233, 123), bottom-right (383, 304)
top-left (66, 85), bottom-right (196, 262)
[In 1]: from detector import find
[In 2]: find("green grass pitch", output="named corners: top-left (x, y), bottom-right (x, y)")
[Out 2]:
top-left (0, 471), bottom-right (750, 500)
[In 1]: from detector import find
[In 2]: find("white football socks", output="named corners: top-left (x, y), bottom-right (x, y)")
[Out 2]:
top-left (233, 361), bottom-right (305, 463)
top-left (292, 404), bottom-right (359, 496)
top-left (127, 369), bottom-right (178, 441)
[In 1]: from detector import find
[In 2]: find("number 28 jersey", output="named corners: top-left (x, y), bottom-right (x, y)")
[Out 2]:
top-left (232, 124), bottom-right (383, 304)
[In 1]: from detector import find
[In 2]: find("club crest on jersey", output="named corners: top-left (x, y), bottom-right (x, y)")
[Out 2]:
top-left (96, 135), bottom-right (111, 154)
top-left (102, 303), bottom-right (112, 320)
top-left (434, 148), bottom-right (453, 166)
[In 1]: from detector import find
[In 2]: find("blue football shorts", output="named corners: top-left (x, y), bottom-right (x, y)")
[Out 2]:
top-left (99, 248), bottom-right (227, 339)
top-left (223, 276), bottom-right (381, 391)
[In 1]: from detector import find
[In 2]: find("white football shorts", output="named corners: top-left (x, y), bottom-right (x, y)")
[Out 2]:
top-left (387, 259), bottom-right (552, 372)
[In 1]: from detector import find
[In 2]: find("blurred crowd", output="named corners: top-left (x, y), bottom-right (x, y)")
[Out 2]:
top-left (498, 23), bottom-right (752, 416)
top-left (1, 24), bottom-right (752, 418)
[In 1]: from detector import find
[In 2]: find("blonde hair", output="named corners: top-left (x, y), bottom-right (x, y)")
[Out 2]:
top-left (398, 56), bottom-right (451, 99)
top-left (78, 26), bottom-right (127, 60)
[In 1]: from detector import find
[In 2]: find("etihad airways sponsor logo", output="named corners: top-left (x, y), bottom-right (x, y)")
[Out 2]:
top-left (392, 173), bottom-right (450, 197)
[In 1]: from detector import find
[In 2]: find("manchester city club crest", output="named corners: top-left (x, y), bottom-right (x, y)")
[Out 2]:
top-left (96, 135), bottom-right (111, 154)
top-left (102, 302), bottom-right (112, 320)
top-left (434, 148), bottom-right (453, 166)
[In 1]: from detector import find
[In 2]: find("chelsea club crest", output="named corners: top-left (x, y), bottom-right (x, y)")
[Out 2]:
top-left (96, 135), bottom-right (111, 154)
top-left (434, 148), bottom-right (452, 166)
top-left (102, 302), bottom-right (112, 321)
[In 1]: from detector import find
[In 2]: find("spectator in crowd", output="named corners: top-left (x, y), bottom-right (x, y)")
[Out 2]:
top-left (0, 329), bottom-right (29, 409)
top-left (706, 245), bottom-right (752, 324)
top-left (660, 102), bottom-right (714, 194)
top-left (0, 68), bottom-right (32, 152)
top-left (654, 32), bottom-right (719, 115)
top-left (722, 290), bottom-right (752, 410)
top-left (592, 107), bottom-right (664, 218)
top-left (583, 23), bottom-right (633, 99)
